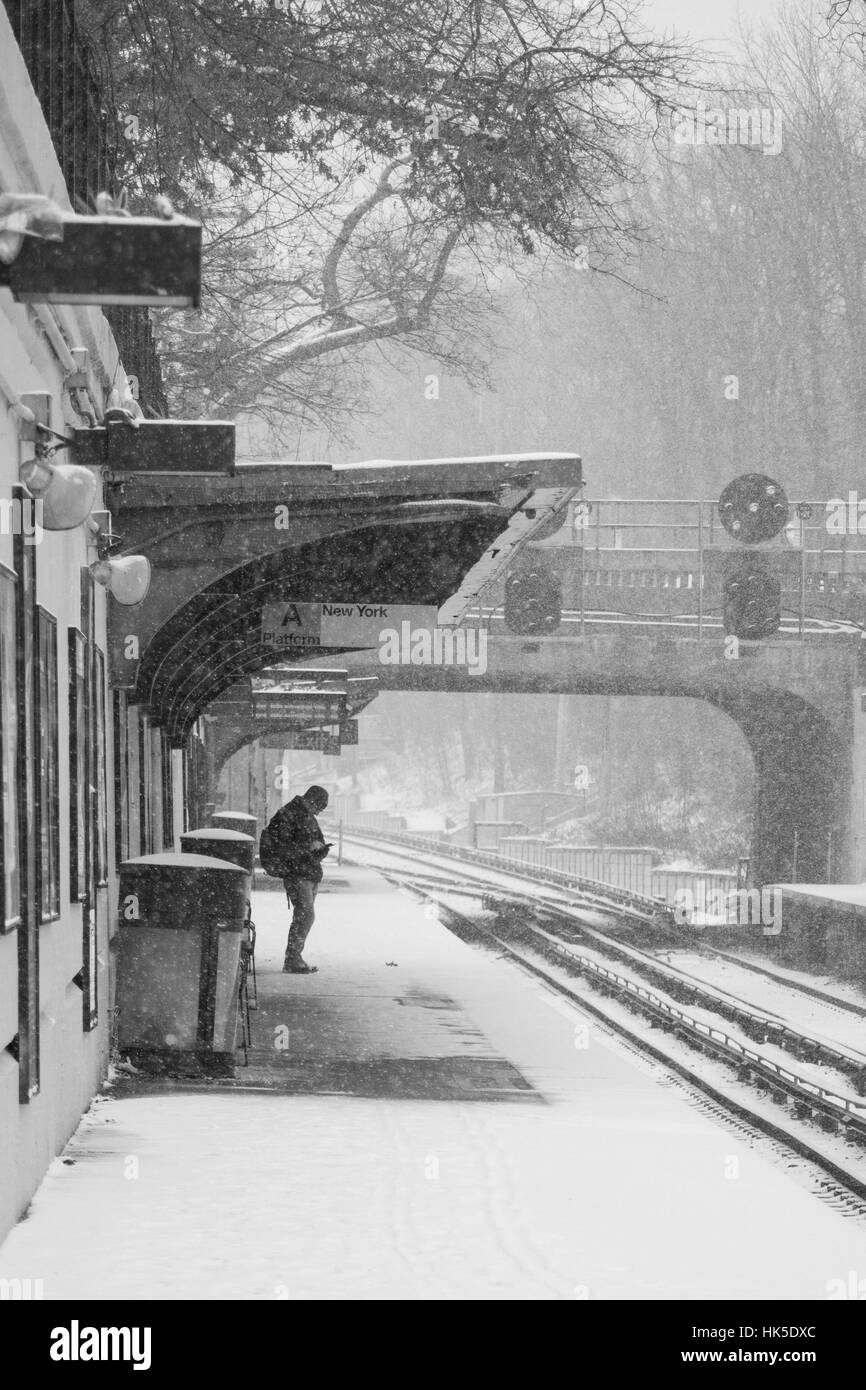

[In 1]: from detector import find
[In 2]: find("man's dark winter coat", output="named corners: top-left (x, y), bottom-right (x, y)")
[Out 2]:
top-left (269, 796), bottom-right (329, 882)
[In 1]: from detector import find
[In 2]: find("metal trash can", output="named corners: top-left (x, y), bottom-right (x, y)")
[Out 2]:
top-left (181, 827), bottom-right (255, 877)
top-left (180, 830), bottom-right (255, 961)
top-left (115, 852), bottom-right (248, 1070)
top-left (211, 810), bottom-right (257, 838)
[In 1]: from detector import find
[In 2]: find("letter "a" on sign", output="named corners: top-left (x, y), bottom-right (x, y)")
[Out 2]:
top-left (280, 604), bottom-right (301, 627)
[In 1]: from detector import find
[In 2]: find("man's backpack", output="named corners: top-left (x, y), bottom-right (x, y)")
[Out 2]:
top-left (258, 819), bottom-right (285, 877)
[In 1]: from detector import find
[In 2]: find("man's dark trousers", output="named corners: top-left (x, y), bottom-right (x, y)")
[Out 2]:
top-left (283, 877), bottom-right (318, 962)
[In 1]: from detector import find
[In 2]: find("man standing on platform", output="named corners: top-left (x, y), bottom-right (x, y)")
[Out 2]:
top-left (270, 785), bottom-right (331, 974)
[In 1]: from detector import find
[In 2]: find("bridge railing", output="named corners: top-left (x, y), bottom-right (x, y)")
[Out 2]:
top-left (469, 499), bottom-right (866, 635)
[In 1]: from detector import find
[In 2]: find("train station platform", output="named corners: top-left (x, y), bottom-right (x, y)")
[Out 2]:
top-left (3, 865), bottom-right (866, 1300)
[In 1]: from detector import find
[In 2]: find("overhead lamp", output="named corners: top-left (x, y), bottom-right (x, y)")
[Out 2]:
top-left (17, 391), bottom-right (98, 530)
top-left (91, 556), bottom-right (152, 605)
top-left (19, 457), bottom-right (98, 530)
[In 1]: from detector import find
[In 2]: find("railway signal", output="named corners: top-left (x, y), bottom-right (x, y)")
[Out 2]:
top-left (722, 552), bottom-right (781, 639)
top-left (715, 473), bottom-right (789, 640)
top-left (503, 566), bottom-right (562, 635)
top-left (718, 473), bottom-right (789, 544)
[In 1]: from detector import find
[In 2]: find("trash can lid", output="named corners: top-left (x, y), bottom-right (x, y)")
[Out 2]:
top-left (121, 851), bottom-right (248, 873)
top-left (182, 828), bottom-right (254, 843)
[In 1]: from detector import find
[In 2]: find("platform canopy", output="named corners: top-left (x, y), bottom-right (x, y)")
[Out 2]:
top-left (206, 669), bottom-right (379, 772)
top-left (106, 451), bottom-right (581, 741)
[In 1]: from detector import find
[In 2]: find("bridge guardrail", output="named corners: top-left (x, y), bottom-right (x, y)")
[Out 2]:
top-left (466, 498), bottom-right (866, 636)
top-left (339, 822), bottom-right (676, 925)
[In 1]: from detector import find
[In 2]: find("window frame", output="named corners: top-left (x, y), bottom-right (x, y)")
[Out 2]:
top-left (13, 506), bottom-right (39, 1097)
top-left (139, 710), bottom-right (152, 854)
top-left (113, 689), bottom-right (129, 867)
top-left (161, 729), bottom-right (173, 850)
top-left (0, 562), bottom-right (20, 933)
top-left (35, 607), bottom-right (60, 923)
top-left (94, 646), bottom-right (108, 886)
top-left (68, 627), bottom-right (87, 902)
top-left (126, 702), bottom-right (141, 859)
top-left (79, 567), bottom-right (98, 1032)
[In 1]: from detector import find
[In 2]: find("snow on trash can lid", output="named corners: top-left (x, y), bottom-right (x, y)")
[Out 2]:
top-left (181, 828), bottom-right (254, 842)
top-left (121, 851), bottom-right (248, 871)
top-left (119, 853), bottom-right (249, 926)
top-left (180, 828), bottom-right (254, 839)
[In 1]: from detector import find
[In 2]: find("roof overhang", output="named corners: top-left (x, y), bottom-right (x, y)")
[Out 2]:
top-left (106, 451), bottom-right (581, 739)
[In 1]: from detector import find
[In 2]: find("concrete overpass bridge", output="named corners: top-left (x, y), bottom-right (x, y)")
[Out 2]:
top-left (106, 474), bottom-right (866, 888)
top-left (227, 495), bottom-right (866, 889)
top-left (330, 626), bottom-right (864, 889)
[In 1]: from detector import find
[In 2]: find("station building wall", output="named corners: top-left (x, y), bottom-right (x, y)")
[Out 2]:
top-left (0, 12), bottom-right (121, 1244)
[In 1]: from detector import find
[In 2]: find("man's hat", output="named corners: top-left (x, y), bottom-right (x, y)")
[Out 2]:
top-left (304, 784), bottom-right (329, 807)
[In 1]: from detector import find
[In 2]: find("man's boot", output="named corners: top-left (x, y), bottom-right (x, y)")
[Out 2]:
top-left (283, 949), bottom-right (317, 974)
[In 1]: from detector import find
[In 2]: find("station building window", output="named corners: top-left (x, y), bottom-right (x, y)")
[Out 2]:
top-left (68, 629), bottom-right (87, 902)
top-left (13, 512), bottom-right (38, 1096)
top-left (161, 730), bottom-right (173, 849)
top-left (126, 703), bottom-right (141, 859)
top-left (35, 608), bottom-right (60, 922)
top-left (139, 711), bottom-right (152, 854)
top-left (148, 722), bottom-right (163, 851)
top-left (113, 690), bottom-right (129, 867)
top-left (79, 569), bottom-right (98, 1031)
top-left (0, 565), bottom-right (20, 931)
top-left (94, 648), bottom-right (108, 886)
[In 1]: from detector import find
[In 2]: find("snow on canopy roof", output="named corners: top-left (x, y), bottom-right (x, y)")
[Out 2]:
top-left (772, 882), bottom-right (866, 911)
top-left (331, 453), bottom-right (580, 469)
top-left (235, 452), bottom-right (580, 470)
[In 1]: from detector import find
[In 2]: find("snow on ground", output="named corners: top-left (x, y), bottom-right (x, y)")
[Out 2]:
top-left (2, 868), bottom-right (866, 1301)
top-left (346, 835), bottom-right (866, 1053)
top-left (658, 947), bottom-right (866, 1059)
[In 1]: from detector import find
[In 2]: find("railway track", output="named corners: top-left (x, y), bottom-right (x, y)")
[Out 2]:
top-left (338, 824), bottom-right (866, 1023)
top-left (341, 827), bottom-right (866, 1201)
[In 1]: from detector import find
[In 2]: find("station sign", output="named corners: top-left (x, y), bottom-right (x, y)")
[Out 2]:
top-left (260, 603), bottom-right (322, 653)
top-left (258, 728), bottom-right (340, 752)
top-left (260, 602), bottom-right (439, 651)
top-left (251, 693), bottom-right (347, 724)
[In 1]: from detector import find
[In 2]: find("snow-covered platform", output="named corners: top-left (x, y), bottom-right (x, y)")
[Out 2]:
top-left (3, 864), bottom-right (866, 1300)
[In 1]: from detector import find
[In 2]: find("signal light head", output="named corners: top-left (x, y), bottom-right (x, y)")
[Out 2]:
top-left (503, 565), bottom-right (562, 635)
top-left (723, 553), bottom-right (781, 640)
top-left (718, 473), bottom-right (789, 544)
